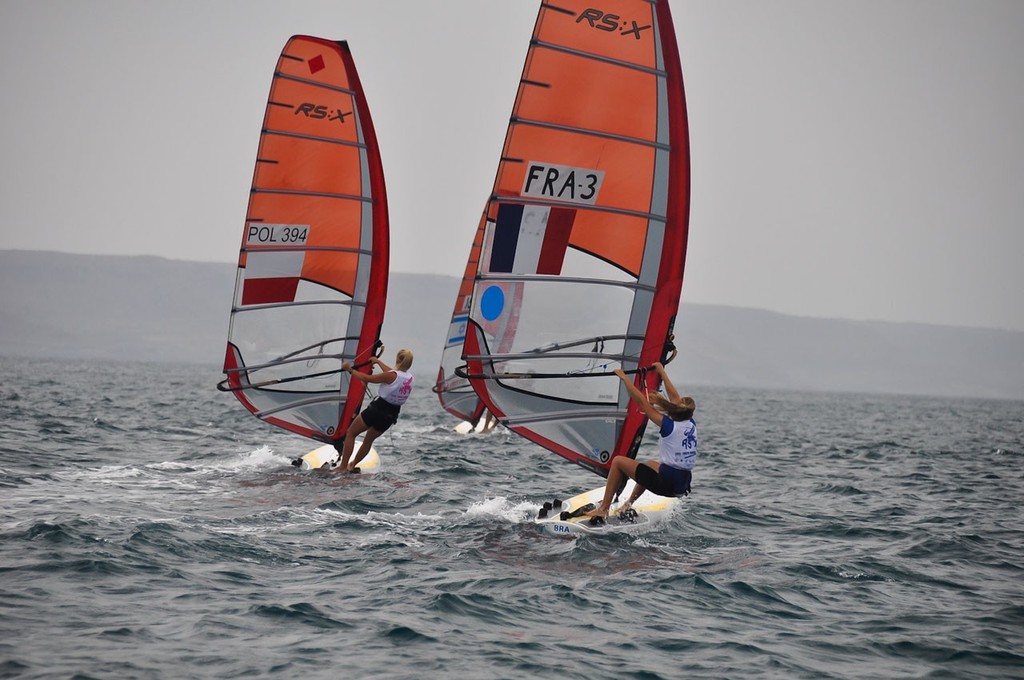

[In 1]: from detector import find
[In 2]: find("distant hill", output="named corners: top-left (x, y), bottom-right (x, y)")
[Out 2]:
top-left (2, 250), bottom-right (1021, 400)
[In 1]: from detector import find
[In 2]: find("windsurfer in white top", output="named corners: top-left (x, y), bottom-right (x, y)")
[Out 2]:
top-left (333, 349), bottom-right (415, 473)
top-left (585, 362), bottom-right (697, 523)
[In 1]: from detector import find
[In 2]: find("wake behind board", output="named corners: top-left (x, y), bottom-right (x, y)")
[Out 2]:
top-left (534, 480), bottom-right (679, 537)
top-left (291, 442), bottom-right (380, 473)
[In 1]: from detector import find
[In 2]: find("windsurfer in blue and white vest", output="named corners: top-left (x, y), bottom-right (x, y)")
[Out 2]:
top-left (333, 349), bottom-right (415, 473)
top-left (586, 362), bottom-right (696, 523)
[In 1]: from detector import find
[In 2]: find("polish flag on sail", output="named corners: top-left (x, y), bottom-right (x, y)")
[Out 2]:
top-left (241, 250), bottom-right (305, 305)
top-left (487, 204), bottom-right (575, 275)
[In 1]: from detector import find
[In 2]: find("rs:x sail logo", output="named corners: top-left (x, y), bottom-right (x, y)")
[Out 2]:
top-left (294, 103), bottom-right (352, 124)
top-left (576, 8), bottom-right (652, 40)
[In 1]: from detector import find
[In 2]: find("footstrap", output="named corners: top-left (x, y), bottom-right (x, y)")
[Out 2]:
top-left (559, 502), bottom-right (595, 522)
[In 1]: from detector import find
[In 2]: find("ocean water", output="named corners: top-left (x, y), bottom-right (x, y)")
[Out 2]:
top-left (1, 357), bottom-right (1022, 680)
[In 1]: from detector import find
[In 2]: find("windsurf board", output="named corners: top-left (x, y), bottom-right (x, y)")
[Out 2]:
top-left (291, 442), bottom-right (380, 473)
top-left (454, 419), bottom-right (488, 435)
top-left (534, 479), bottom-right (679, 537)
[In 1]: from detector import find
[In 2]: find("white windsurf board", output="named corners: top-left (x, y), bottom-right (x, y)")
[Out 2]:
top-left (453, 420), bottom-right (483, 435)
top-left (291, 442), bottom-right (380, 473)
top-left (534, 479), bottom-right (679, 537)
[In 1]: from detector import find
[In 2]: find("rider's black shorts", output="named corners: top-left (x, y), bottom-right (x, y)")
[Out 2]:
top-left (361, 398), bottom-right (401, 433)
top-left (635, 463), bottom-right (691, 497)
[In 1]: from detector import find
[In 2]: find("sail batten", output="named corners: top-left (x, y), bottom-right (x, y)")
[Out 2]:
top-left (236, 245), bottom-right (371, 256)
top-left (486, 195), bottom-right (668, 223)
top-left (447, 0), bottom-right (690, 476)
top-left (510, 117), bottom-right (671, 150)
top-left (465, 350), bottom-right (637, 363)
top-left (230, 298), bottom-right (365, 313)
top-left (477, 273), bottom-right (657, 293)
top-left (531, 40), bottom-right (670, 76)
top-left (273, 73), bottom-right (358, 95)
top-left (255, 395), bottom-right (348, 419)
top-left (262, 128), bottom-right (368, 149)
top-left (221, 36), bottom-right (388, 444)
top-left (223, 350), bottom-right (353, 375)
top-left (504, 410), bottom-right (622, 425)
top-left (251, 187), bottom-right (371, 201)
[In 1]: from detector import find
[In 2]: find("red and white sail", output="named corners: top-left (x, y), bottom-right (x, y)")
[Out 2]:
top-left (221, 36), bottom-right (388, 443)
top-left (461, 1), bottom-right (692, 476)
top-left (435, 210), bottom-right (524, 425)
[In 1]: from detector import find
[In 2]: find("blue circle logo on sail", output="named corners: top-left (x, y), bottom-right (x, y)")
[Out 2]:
top-left (480, 285), bottom-right (505, 321)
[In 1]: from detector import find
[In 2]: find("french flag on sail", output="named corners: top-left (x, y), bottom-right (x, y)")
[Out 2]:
top-left (241, 250), bottom-right (305, 305)
top-left (487, 204), bottom-right (575, 275)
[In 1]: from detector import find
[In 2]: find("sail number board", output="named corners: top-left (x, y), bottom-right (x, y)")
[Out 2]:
top-left (245, 223), bottom-right (310, 246)
top-left (521, 162), bottom-right (605, 205)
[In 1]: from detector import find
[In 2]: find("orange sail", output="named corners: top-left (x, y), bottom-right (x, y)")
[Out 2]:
top-left (435, 210), bottom-right (524, 425)
top-left (461, 1), bottom-right (692, 476)
top-left (435, 213), bottom-right (488, 424)
top-left (220, 36), bottom-right (388, 443)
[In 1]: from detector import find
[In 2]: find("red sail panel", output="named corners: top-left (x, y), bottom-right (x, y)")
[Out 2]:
top-left (435, 210), bottom-right (525, 423)
top-left (462, 0), bottom-right (691, 477)
top-left (221, 36), bottom-right (388, 443)
top-left (435, 214), bottom-right (488, 423)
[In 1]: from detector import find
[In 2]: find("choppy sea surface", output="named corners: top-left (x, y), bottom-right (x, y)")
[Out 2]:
top-left (1, 357), bottom-right (1022, 679)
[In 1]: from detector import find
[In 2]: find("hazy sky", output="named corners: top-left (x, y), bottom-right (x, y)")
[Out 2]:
top-left (2, 1), bottom-right (1022, 332)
